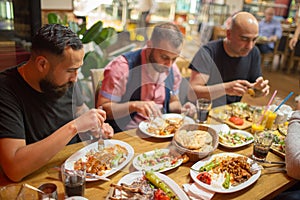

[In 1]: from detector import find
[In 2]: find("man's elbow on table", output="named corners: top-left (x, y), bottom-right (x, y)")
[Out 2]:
top-left (1, 162), bottom-right (26, 182)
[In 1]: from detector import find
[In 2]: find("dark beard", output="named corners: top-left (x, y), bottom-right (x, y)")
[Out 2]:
top-left (149, 50), bottom-right (169, 73)
top-left (40, 79), bottom-right (73, 99)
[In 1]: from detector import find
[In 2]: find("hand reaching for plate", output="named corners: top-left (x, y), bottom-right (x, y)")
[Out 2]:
top-left (182, 102), bottom-right (196, 117)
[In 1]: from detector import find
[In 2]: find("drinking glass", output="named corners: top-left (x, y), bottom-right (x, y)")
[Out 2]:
top-left (264, 110), bottom-right (277, 130)
top-left (252, 131), bottom-right (274, 162)
top-left (37, 183), bottom-right (57, 200)
top-left (61, 160), bottom-right (86, 198)
top-left (251, 107), bottom-right (268, 134)
top-left (196, 98), bottom-right (212, 123)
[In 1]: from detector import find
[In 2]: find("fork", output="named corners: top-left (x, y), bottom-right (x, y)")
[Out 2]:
top-left (181, 108), bottom-right (190, 123)
top-left (250, 161), bottom-right (286, 174)
top-left (97, 128), bottom-right (104, 151)
top-left (97, 106), bottom-right (105, 151)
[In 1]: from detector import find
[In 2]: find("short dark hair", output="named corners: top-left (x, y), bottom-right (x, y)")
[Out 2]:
top-left (150, 22), bottom-right (183, 48)
top-left (31, 24), bottom-right (83, 56)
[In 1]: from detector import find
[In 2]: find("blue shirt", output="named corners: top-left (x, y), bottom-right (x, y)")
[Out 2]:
top-left (259, 18), bottom-right (282, 49)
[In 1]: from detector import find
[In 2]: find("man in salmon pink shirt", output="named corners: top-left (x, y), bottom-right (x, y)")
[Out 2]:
top-left (97, 22), bottom-right (195, 132)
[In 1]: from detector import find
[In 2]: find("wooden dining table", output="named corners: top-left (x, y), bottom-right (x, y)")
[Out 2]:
top-left (0, 118), bottom-right (298, 200)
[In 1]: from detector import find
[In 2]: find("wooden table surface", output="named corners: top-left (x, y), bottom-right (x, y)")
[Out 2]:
top-left (0, 119), bottom-right (297, 200)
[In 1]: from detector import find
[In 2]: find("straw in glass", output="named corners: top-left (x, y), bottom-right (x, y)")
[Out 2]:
top-left (274, 92), bottom-right (294, 113)
top-left (258, 90), bottom-right (277, 124)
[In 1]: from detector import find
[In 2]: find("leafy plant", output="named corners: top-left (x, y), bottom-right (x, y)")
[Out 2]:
top-left (47, 13), bottom-right (117, 79)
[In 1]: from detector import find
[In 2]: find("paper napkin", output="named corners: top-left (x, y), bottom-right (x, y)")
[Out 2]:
top-left (183, 183), bottom-right (215, 200)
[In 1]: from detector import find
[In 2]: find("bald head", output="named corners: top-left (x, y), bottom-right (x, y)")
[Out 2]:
top-left (230, 12), bottom-right (258, 31)
top-left (265, 7), bottom-right (275, 15)
top-left (224, 12), bottom-right (259, 57)
top-left (264, 7), bottom-right (275, 22)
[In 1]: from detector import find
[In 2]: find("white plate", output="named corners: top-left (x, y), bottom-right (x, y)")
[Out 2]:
top-left (65, 139), bottom-right (134, 182)
top-left (139, 113), bottom-right (195, 138)
top-left (218, 129), bottom-right (254, 148)
top-left (65, 197), bottom-right (88, 200)
top-left (203, 124), bottom-right (230, 134)
top-left (190, 153), bottom-right (261, 193)
top-left (132, 149), bottom-right (183, 172)
top-left (115, 171), bottom-right (189, 199)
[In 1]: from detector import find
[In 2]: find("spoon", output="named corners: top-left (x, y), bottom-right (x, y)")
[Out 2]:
top-left (16, 183), bottom-right (45, 199)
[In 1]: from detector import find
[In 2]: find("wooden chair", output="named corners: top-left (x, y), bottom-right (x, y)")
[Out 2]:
top-left (260, 33), bottom-right (290, 71)
top-left (287, 38), bottom-right (300, 73)
top-left (212, 25), bottom-right (227, 41)
top-left (90, 68), bottom-right (105, 107)
top-left (273, 33), bottom-right (290, 70)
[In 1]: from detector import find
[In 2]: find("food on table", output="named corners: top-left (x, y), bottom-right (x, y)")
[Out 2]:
top-left (247, 88), bottom-right (256, 96)
top-left (174, 129), bottom-right (213, 152)
top-left (196, 172), bottom-right (212, 185)
top-left (109, 171), bottom-right (179, 200)
top-left (231, 102), bottom-right (249, 117)
top-left (271, 130), bottom-right (286, 154)
top-left (211, 103), bottom-right (255, 128)
top-left (229, 116), bottom-right (244, 125)
top-left (74, 144), bottom-right (128, 176)
top-left (219, 130), bottom-right (253, 147)
top-left (222, 172), bottom-right (230, 189)
top-left (199, 160), bottom-right (220, 172)
top-left (145, 171), bottom-right (178, 199)
top-left (194, 155), bottom-right (257, 189)
top-left (277, 121), bottom-right (288, 136)
top-left (135, 149), bottom-right (182, 172)
top-left (147, 117), bottom-right (183, 136)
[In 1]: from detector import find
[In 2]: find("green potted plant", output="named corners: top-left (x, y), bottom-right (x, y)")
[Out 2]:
top-left (47, 13), bottom-right (117, 107)
top-left (47, 13), bottom-right (117, 79)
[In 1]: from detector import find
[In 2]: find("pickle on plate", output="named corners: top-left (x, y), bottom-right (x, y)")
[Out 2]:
top-left (145, 171), bottom-right (179, 200)
top-left (222, 172), bottom-right (230, 189)
top-left (199, 160), bottom-right (220, 172)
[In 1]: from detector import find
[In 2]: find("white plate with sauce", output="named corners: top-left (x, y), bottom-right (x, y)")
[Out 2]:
top-left (190, 153), bottom-right (261, 193)
top-left (65, 139), bottom-right (134, 182)
top-left (132, 148), bottom-right (183, 172)
top-left (139, 113), bottom-right (195, 138)
top-left (218, 129), bottom-right (254, 149)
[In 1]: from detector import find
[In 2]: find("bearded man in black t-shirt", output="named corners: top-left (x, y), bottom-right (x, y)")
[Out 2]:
top-left (0, 24), bottom-right (113, 182)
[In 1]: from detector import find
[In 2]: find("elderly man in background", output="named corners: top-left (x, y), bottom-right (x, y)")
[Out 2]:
top-left (257, 7), bottom-right (282, 54)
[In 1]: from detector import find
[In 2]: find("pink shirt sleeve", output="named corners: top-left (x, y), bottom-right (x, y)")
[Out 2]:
top-left (100, 56), bottom-right (129, 102)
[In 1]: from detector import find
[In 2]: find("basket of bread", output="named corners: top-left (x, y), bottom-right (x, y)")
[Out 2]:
top-left (172, 124), bottom-right (219, 161)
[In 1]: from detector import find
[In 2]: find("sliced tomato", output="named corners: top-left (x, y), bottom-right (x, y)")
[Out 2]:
top-left (171, 157), bottom-right (178, 165)
top-left (229, 116), bottom-right (244, 126)
top-left (196, 172), bottom-right (212, 185)
top-left (154, 189), bottom-right (170, 200)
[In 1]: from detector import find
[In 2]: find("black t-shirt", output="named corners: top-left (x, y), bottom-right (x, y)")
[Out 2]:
top-left (0, 66), bottom-right (83, 145)
top-left (189, 39), bottom-right (262, 107)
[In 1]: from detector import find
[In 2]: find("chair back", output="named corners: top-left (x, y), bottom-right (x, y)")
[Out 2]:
top-left (287, 38), bottom-right (300, 73)
top-left (90, 68), bottom-right (105, 106)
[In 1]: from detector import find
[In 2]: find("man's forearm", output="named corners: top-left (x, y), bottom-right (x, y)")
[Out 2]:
top-left (102, 101), bottom-right (133, 120)
top-left (188, 83), bottom-right (227, 102)
top-left (0, 121), bottom-right (77, 182)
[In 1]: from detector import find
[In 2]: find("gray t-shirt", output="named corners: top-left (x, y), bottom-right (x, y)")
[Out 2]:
top-left (286, 111), bottom-right (300, 180)
top-left (189, 39), bottom-right (262, 107)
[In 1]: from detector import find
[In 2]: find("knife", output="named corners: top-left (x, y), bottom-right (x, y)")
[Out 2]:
top-left (86, 173), bottom-right (110, 181)
top-left (258, 160), bottom-right (285, 165)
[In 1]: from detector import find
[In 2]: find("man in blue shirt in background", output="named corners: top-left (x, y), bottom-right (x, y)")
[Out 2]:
top-left (257, 7), bottom-right (282, 54)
